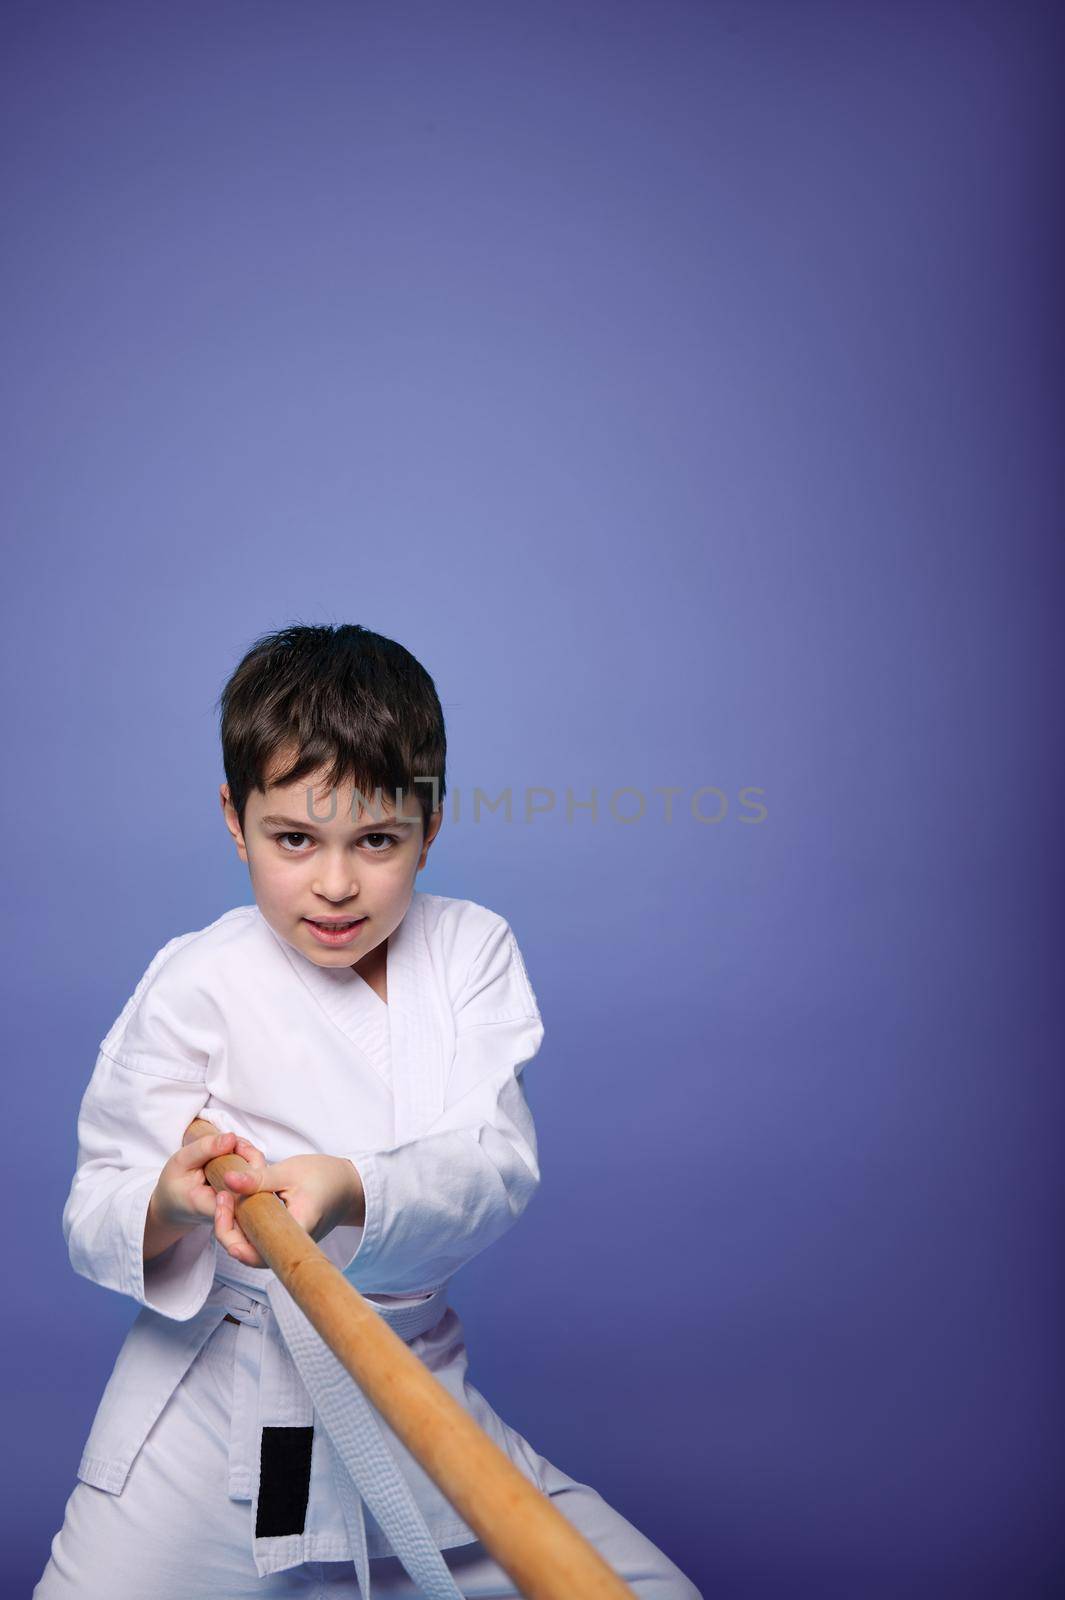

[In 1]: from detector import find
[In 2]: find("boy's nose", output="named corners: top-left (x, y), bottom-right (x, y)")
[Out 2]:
top-left (312, 870), bottom-right (358, 898)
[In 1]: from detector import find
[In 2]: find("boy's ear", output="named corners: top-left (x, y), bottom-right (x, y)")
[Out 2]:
top-left (416, 808), bottom-right (444, 871)
top-left (219, 784), bottom-right (249, 861)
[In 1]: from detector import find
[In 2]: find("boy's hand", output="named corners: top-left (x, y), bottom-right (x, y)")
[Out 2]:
top-left (214, 1153), bottom-right (365, 1269)
top-left (149, 1130), bottom-right (256, 1231)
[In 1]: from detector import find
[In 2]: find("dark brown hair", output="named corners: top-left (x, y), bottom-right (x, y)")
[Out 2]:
top-left (215, 623), bottom-right (447, 835)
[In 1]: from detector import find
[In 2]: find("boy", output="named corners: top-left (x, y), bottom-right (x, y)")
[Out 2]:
top-left (35, 623), bottom-right (700, 1599)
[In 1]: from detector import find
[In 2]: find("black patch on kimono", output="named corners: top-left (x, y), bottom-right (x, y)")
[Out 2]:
top-left (255, 1425), bottom-right (314, 1538)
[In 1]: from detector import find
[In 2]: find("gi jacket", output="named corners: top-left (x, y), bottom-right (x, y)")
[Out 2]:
top-left (63, 892), bottom-right (548, 1596)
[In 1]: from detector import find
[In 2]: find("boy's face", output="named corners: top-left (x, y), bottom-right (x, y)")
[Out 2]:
top-left (220, 760), bottom-right (443, 973)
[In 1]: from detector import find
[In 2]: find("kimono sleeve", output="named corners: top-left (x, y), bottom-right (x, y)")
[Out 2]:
top-left (62, 951), bottom-right (219, 1322)
top-left (336, 915), bottom-right (544, 1297)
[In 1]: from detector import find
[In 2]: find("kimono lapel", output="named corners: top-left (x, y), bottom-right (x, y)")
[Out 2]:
top-left (254, 896), bottom-right (447, 1139)
top-left (384, 892), bottom-right (449, 1144)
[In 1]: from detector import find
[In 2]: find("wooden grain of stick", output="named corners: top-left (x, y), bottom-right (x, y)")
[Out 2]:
top-left (185, 1115), bottom-right (635, 1600)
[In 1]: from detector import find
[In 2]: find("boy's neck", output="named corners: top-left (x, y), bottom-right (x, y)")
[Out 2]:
top-left (352, 938), bottom-right (388, 1005)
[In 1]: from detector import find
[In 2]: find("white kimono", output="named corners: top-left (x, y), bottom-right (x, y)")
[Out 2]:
top-left (63, 891), bottom-right (550, 1600)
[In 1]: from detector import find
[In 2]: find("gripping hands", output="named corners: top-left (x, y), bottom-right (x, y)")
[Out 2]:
top-left (143, 1125), bottom-right (366, 1270)
top-left (216, 1149), bottom-right (366, 1268)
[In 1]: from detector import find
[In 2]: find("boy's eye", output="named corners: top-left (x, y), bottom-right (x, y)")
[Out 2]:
top-left (272, 832), bottom-right (398, 853)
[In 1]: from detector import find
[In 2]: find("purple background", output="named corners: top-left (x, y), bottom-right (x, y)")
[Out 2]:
top-left (4, 2), bottom-right (1062, 1594)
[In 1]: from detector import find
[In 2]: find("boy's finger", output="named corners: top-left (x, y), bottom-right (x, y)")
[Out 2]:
top-left (214, 1192), bottom-right (265, 1267)
top-left (190, 1184), bottom-right (220, 1220)
top-left (223, 1163), bottom-right (281, 1195)
top-left (177, 1131), bottom-right (235, 1170)
top-left (233, 1137), bottom-right (266, 1170)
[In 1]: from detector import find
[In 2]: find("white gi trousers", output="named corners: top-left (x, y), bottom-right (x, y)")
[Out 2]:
top-left (33, 1312), bottom-right (702, 1599)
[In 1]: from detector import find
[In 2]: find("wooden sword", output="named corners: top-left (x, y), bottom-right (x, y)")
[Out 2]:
top-left (183, 1115), bottom-right (635, 1600)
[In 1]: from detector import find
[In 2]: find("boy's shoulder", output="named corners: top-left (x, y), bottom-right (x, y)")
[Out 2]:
top-left (99, 905), bottom-right (262, 1057)
top-left (415, 889), bottom-right (510, 939)
top-left (414, 890), bottom-right (522, 968)
top-left (137, 903), bottom-right (262, 987)
top-left (416, 892), bottom-right (539, 1019)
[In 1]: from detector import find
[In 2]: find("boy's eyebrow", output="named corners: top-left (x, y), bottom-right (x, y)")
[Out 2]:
top-left (259, 813), bottom-right (414, 830)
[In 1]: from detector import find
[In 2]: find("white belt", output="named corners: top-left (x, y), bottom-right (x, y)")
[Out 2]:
top-left (214, 1259), bottom-right (465, 1600)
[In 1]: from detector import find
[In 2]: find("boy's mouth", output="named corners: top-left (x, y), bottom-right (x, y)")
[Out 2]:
top-left (304, 916), bottom-right (367, 946)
